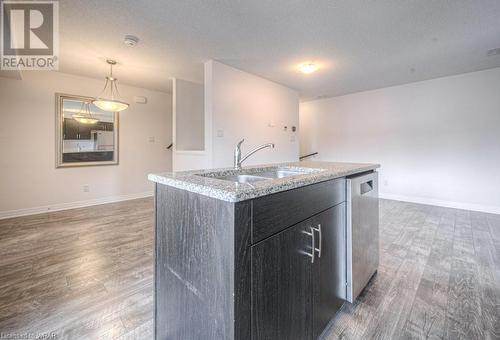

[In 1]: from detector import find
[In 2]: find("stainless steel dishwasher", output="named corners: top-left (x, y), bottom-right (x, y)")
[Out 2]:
top-left (346, 171), bottom-right (379, 303)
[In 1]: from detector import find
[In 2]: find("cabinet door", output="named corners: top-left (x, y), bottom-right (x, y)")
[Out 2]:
top-left (63, 118), bottom-right (79, 139)
top-left (251, 221), bottom-right (314, 340)
top-left (78, 123), bottom-right (92, 140)
top-left (312, 203), bottom-right (346, 339)
top-left (105, 122), bottom-right (114, 131)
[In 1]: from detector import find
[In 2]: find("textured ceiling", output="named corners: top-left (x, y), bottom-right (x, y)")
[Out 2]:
top-left (50, 0), bottom-right (500, 99)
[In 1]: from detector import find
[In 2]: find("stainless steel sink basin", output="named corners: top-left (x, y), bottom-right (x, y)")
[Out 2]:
top-left (215, 174), bottom-right (271, 184)
top-left (258, 170), bottom-right (305, 178)
top-left (202, 166), bottom-right (319, 184)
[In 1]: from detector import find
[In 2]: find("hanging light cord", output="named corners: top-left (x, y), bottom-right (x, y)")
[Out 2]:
top-left (96, 62), bottom-right (121, 101)
top-left (78, 101), bottom-right (96, 118)
top-left (109, 62), bottom-right (114, 99)
top-left (109, 62), bottom-right (126, 101)
top-left (92, 59), bottom-right (129, 112)
top-left (112, 78), bottom-right (125, 101)
top-left (97, 78), bottom-right (110, 100)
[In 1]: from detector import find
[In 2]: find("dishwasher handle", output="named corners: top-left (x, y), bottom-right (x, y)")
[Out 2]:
top-left (348, 172), bottom-right (378, 199)
top-left (360, 180), bottom-right (374, 195)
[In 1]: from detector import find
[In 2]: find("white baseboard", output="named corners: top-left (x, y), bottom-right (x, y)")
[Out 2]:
top-left (379, 193), bottom-right (500, 215)
top-left (0, 191), bottom-right (153, 220)
top-left (3, 190), bottom-right (498, 220)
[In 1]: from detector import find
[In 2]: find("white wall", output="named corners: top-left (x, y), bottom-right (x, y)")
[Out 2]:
top-left (300, 67), bottom-right (500, 214)
top-left (173, 78), bottom-right (204, 151)
top-left (0, 71), bottom-right (172, 218)
top-left (207, 60), bottom-right (299, 168)
top-left (172, 78), bottom-right (209, 172)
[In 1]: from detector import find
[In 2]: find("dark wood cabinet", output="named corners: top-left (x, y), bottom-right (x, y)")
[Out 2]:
top-left (63, 118), bottom-right (93, 140)
top-left (63, 118), bottom-right (113, 140)
top-left (251, 203), bottom-right (346, 340)
top-left (155, 177), bottom-right (352, 340)
top-left (312, 203), bottom-right (346, 339)
top-left (251, 221), bottom-right (313, 340)
top-left (78, 124), bottom-right (92, 140)
top-left (63, 118), bottom-right (80, 140)
top-left (252, 179), bottom-right (345, 243)
top-left (96, 121), bottom-right (114, 132)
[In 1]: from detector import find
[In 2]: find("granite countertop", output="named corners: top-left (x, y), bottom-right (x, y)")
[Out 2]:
top-left (148, 161), bottom-right (380, 202)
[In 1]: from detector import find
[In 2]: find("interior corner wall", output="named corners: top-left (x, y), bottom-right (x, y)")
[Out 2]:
top-left (299, 67), bottom-right (500, 214)
top-left (0, 71), bottom-right (172, 218)
top-left (206, 60), bottom-right (300, 169)
top-left (172, 78), bottom-right (209, 171)
top-left (173, 78), bottom-right (204, 151)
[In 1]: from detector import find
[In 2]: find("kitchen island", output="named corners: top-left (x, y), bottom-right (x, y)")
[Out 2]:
top-left (149, 161), bottom-right (380, 340)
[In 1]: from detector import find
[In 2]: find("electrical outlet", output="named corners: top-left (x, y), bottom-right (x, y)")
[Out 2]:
top-left (487, 47), bottom-right (500, 57)
top-left (83, 184), bottom-right (90, 192)
top-left (384, 180), bottom-right (388, 187)
top-left (216, 129), bottom-right (224, 137)
top-left (149, 136), bottom-right (155, 143)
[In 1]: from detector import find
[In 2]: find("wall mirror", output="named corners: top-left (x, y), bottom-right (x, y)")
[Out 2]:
top-left (55, 93), bottom-right (119, 168)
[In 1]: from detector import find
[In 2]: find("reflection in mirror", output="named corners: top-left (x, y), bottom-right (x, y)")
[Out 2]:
top-left (56, 93), bottom-right (119, 168)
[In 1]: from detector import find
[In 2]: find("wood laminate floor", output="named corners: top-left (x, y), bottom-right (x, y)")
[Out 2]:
top-left (0, 198), bottom-right (499, 339)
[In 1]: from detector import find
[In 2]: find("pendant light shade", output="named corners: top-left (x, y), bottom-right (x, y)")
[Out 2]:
top-left (73, 116), bottom-right (99, 124)
top-left (72, 101), bottom-right (99, 124)
top-left (92, 98), bottom-right (129, 112)
top-left (92, 60), bottom-right (129, 112)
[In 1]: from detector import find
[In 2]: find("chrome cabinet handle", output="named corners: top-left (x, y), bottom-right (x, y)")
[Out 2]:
top-left (312, 224), bottom-right (322, 258)
top-left (302, 227), bottom-right (315, 263)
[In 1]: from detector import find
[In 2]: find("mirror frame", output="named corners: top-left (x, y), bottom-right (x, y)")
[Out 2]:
top-left (55, 93), bottom-right (119, 168)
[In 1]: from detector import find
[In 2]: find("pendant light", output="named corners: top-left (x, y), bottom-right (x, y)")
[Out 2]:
top-left (92, 59), bottom-right (129, 112)
top-left (72, 101), bottom-right (99, 124)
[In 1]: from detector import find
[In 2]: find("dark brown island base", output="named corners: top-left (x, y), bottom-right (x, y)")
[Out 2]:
top-left (149, 161), bottom-right (380, 340)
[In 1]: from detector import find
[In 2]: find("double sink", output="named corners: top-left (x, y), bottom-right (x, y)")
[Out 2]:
top-left (199, 167), bottom-right (320, 184)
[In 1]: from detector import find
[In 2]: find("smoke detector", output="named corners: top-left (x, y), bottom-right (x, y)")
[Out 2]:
top-left (124, 35), bottom-right (139, 47)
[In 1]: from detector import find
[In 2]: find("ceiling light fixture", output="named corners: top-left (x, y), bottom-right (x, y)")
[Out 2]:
top-left (92, 60), bottom-right (129, 112)
top-left (298, 62), bottom-right (319, 74)
top-left (72, 101), bottom-right (99, 124)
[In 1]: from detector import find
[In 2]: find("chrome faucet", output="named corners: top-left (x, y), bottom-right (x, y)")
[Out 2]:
top-left (234, 139), bottom-right (275, 170)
